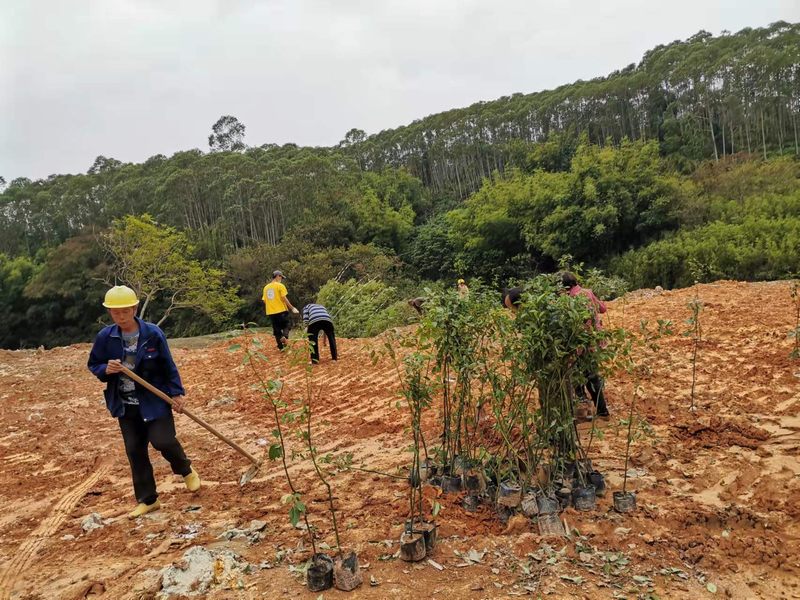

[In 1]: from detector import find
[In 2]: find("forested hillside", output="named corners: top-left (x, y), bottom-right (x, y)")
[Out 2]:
top-left (1, 22), bottom-right (798, 349)
top-left (351, 21), bottom-right (800, 195)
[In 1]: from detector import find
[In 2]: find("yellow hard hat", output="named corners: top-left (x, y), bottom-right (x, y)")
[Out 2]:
top-left (103, 285), bottom-right (139, 308)
top-left (458, 278), bottom-right (465, 285)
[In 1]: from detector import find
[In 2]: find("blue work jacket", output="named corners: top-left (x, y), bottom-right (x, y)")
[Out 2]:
top-left (87, 318), bottom-right (185, 422)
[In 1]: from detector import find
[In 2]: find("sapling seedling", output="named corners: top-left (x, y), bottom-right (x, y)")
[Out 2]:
top-left (301, 384), bottom-right (342, 556)
top-left (790, 280), bottom-right (799, 359)
top-left (619, 319), bottom-right (671, 498)
top-left (621, 385), bottom-right (643, 496)
top-left (231, 329), bottom-right (317, 555)
top-left (684, 286), bottom-right (703, 412)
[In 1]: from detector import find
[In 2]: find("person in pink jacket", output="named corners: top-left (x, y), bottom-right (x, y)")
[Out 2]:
top-left (562, 272), bottom-right (610, 417)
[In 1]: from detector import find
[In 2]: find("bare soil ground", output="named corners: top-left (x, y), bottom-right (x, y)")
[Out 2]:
top-left (0, 280), bottom-right (798, 599)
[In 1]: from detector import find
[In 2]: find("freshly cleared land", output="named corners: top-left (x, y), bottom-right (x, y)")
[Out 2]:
top-left (0, 281), bottom-right (798, 599)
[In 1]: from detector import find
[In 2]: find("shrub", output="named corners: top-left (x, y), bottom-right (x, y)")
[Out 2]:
top-left (316, 279), bottom-right (417, 338)
top-left (611, 217), bottom-right (800, 289)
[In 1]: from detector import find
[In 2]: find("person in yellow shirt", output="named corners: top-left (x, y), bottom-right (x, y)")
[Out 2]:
top-left (262, 270), bottom-right (299, 349)
top-left (457, 278), bottom-right (469, 297)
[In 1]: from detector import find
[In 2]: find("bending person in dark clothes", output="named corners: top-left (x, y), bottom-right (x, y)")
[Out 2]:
top-left (502, 286), bottom-right (523, 311)
top-left (302, 303), bottom-right (338, 364)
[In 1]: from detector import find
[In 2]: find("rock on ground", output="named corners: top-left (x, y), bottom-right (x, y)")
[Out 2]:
top-left (159, 546), bottom-right (249, 597)
top-left (81, 513), bottom-right (104, 533)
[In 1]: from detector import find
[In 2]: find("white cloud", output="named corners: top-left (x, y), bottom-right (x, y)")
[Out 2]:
top-left (1, 0), bottom-right (798, 179)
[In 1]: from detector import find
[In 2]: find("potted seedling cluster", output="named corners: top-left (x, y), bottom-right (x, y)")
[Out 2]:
top-left (397, 277), bottom-right (620, 537)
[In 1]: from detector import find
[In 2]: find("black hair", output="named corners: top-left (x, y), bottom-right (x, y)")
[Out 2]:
top-left (503, 287), bottom-right (523, 306)
top-left (561, 272), bottom-right (578, 289)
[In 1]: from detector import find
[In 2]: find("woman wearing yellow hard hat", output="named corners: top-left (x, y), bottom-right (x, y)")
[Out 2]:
top-left (457, 278), bottom-right (469, 298)
top-left (88, 285), bottom-right (201, 519)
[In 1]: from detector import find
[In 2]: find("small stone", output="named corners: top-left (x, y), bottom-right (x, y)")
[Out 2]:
top-left (248, 520), bottom-right (267, 532)
top-left (61, 534), bottom-right (76, 541)
top-left (81, 513), bottom-right (104, 533)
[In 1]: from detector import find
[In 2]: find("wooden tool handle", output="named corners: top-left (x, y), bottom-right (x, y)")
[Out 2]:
top-left (119, 365), bottom-right (259, 465)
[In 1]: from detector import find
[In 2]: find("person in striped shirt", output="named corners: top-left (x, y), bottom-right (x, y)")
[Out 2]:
top-left (302, 303), bottom-right (338, 364)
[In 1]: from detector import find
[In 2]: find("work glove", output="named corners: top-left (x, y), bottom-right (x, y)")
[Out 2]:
top-left (291, 307), bottom-right (299, 315)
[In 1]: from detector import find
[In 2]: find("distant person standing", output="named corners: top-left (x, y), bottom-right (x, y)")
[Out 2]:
top-left (262, 270), bottom-right (299, 350)
top-left (562, 272), bottom-right (610, 417)
top-left (302, 303), bottom-right (338, 364)
top-left (457, 278), bottom-right (470, 297)
top-left (87, 285), bottom-right (200, 519)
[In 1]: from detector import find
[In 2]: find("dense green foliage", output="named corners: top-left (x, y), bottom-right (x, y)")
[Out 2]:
top-left (448, 139), bottom-right (688, 279)
top-left (102, 215), bottom-right (241, 327)
top-left (1, 23), bottom-right (798, 348)
top-left (613, 158), bottom-right (800, 287)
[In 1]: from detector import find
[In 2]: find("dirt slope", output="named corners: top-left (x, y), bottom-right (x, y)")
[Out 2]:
top-left (0, 280), bottom-right (798, 599)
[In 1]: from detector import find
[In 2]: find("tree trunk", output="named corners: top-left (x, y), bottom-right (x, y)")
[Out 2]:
top-left (707, 102), bottom-right (719, 161)
top-left (721, 114), bottom-right (726, 157)
top-left (745, 108), bottom-right (752, 153)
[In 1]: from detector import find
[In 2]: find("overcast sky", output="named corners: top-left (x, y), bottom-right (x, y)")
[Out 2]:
top-left (2, 0), bottom-right (799, 181)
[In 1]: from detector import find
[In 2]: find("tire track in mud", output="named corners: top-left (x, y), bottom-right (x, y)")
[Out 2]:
top-left (0, 460), bottom-right (111, 600)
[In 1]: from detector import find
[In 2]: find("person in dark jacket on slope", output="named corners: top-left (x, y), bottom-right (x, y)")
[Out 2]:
top-left (88, 285), bottom-right (200, 519)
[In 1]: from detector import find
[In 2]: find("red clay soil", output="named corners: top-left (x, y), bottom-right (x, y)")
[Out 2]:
top-left (0, 280), bottom-right (798, 599)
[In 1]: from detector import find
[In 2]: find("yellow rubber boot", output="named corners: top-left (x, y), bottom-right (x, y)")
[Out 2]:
top-left (184, 467), bottom-right (201, 492)
top-left (128, 499), bottom-right (161, 519)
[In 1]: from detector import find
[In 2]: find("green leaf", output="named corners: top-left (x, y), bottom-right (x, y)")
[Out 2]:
top-left (706, 582), bottom-right (717, 594)
top-left (227, 344), bottom-right (241, 352)
top-left (268, 444), bottom-right (283, 460)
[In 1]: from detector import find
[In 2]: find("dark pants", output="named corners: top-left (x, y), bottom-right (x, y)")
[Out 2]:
top-left (118, 403), bottom-right (191, 505)
top-left (576, 374), bottom-right (609, 416)
top-left (308, 320), bottom-right (337, 363)
top-left (269, 311), bottom-right (291, 349)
